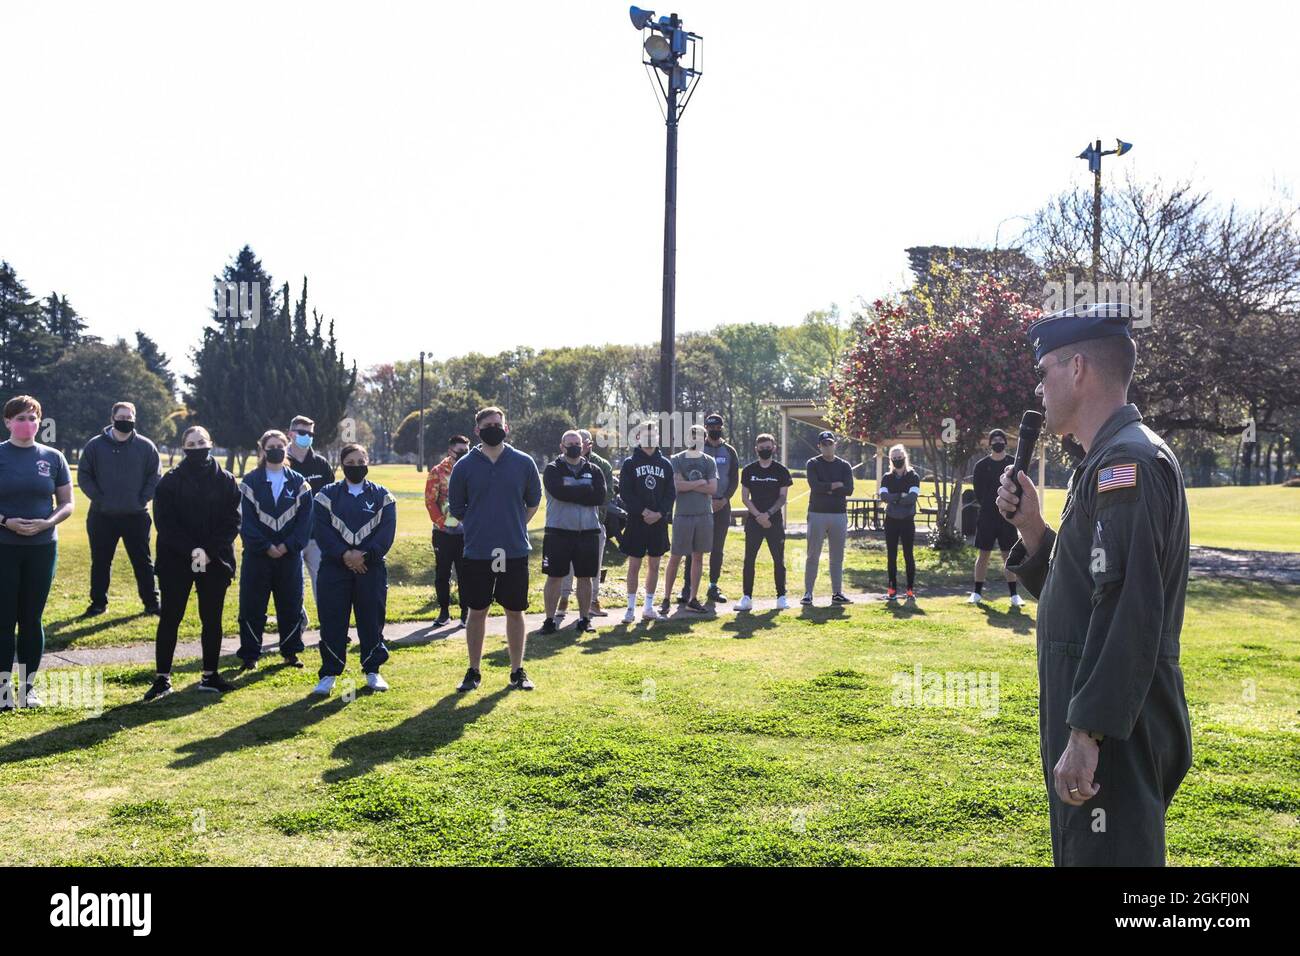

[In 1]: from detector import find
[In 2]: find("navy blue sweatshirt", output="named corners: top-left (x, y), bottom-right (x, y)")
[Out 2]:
top-left (618, 446), bottom-right (676, 517)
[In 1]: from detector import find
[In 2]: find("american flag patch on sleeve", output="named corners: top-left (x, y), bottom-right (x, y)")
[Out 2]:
top-left (1097, 463), bottom-right (1138, 493)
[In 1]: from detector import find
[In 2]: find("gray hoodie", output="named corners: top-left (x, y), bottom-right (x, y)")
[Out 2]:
top-left (78, 427), bottom-right (161, 514)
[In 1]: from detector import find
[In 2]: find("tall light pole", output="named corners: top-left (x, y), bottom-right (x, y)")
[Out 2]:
top-left (417, 350), bottom-right (426, 472)
top-left (630, 6), bottom-right (702, 414)
top-left (1077, 138), bottom-right (1132, 283)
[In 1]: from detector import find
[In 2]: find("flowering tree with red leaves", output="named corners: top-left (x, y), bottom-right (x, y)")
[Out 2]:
top-left (828, 277), bottom-right (1041, 545)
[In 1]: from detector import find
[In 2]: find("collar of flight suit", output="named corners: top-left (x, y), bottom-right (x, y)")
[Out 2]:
top-left (1078, 404), bottom-right (1142, 473)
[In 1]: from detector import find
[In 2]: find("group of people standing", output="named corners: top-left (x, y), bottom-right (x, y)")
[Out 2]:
top-left (0, 397), bottom-right (397, 706)
top-left (2, 394), bottom-right (1024, 706)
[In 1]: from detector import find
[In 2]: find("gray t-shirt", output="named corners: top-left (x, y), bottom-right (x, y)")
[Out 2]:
top-left (670, 451), bottom-right (716, 517)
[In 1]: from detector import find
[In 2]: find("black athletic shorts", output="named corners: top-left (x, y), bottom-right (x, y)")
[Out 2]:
top-left (460, 556), bottom-right (530, 612)
top-left (619, 514), bottom-right (670, 558)
top-left (541, 529), bottom-right (600, 577)
top-left (974, 513), bottom-right (1018, 552)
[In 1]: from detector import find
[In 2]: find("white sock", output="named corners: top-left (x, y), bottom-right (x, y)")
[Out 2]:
top-left (644, 593), bottom-right (655, 608)
top-left (627, 593), bottom-right (637, 611)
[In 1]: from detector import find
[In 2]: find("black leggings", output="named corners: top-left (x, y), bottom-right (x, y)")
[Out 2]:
top-left (156, 564), bottom-right (229, 674)
top-left (742, 514), bottom-right (786, 597)
top-left (885, 517), bottom-right (916, 589)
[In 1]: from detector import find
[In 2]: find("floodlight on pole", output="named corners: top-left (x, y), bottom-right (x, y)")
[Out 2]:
top-left (628, 6), bottom-right (703, 417)
top-left (1077, 137), bottom-right (1133, 282)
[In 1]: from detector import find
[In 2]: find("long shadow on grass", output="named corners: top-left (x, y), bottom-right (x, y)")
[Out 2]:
top-left (0, 661), bottom-right (286, 763)
top-left (976, 603), bottom-right (1034, 635)
top-left (797, 605), bottom-right (847, 625)
top-left (720, 609), bottom-right (781, 639)
top-left (322, 688), bottom-right (510, 784)
top-left (168, 695), bottom-right (350, 769)
top-left (45, 612), bottom-right (146, 650)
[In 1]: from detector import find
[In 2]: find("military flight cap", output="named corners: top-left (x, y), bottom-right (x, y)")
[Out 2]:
top-left (1028, 301), bottom-right (1133, 364)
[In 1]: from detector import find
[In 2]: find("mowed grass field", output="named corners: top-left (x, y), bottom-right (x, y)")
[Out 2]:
top-left (34, 464), bottom-right (1300, 651)
top-left (0, 580), bottom-right (1295, 865)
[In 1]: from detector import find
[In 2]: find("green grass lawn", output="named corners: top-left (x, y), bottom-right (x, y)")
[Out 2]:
top-left (1, 579), bottom-right (1295, 865)
top-left (40, 465), bottom-right (1299, 652)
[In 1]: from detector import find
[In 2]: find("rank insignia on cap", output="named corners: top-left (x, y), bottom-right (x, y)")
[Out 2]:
top-left (1097, 463), bottom-right (1137, 493)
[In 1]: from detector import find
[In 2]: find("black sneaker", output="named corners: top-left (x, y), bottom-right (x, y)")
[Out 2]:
top-left (539, 617), bottom-right (557, 635)
top-left (82, 604), bottom-right (107, 618)
top-left (237, 658), bottom-right (257, 672)
top-left (434, 611), bottom-right (451, 626)
top-left (800, 594), bottom-right (814, 606)
top-left (198, 673), bottom-right (235, 694)
top-left (280, 653), bottom-right (304, 669)
top-left (143, 676), bottom-right (173, 702)
top-left (509, 668), bottom-right (535, 691)
top-left (685, 598), bottom-right (708, 614)
top-left (143, 604), bottom-right (161, 616)
top-left (831, 593), bottom-right (853, 604)
top-left (574, 617), bottom-right (596, 633)
top-left (457, 668), bottom-right (481, 693)
top-left (707, 585), bottom-right (727, 603)
top-left (658, 598), bottom-right (672, 615)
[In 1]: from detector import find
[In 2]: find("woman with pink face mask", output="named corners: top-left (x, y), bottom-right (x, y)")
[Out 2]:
top-left (0, 395), bottom-right (75, 711)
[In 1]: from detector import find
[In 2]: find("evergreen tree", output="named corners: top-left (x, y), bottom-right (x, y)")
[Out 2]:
top-left (0, 261), bottom-right (59, 393)
top-left (135, 330), bottom-right (176, 396)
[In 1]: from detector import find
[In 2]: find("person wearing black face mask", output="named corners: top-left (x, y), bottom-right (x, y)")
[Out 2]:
top-left (311, 443), bottom-right (397, 695)
top-left (970, 428), bottom-right (1023, 607)
top-left (448, 407), bottom-right (542, 692)
top-left (425, 435), bottom-right (471, 627)
top-left (878, 444), bottom-right (920, 602)
top-left (736, 435), bottom-right (792, 611)
top-left (235, 430), bottom-right (315, 671)
top-left (145, 425), bottom-right (241, 700)
top-left (76, 401), bottom-right (162, 617)
top-left (539, 429), bottom-right (606, 636)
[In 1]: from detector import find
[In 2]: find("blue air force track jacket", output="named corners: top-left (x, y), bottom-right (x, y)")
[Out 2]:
top-left (239, 467), bottom-right (314, 555)
top-left (312, 479), bottom-right (397, 566)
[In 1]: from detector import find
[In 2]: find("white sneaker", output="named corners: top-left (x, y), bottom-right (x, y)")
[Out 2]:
top-left (967, 591), bottom-right (983, 604)
top-left (365, 672), bottom-right (389, 692)
top-left (312, 676), bottom-right (336, 696)
top-left (20, 683), bottom-right (42, 708)
top-left (622, 607), bottom-right (636, 624)
top-left (1010, 593), bottom-right (1026, 608)
top-left (776, 595), bottom-right (790, 610)
top-left (642, 605), bottom-right (660, 621)
top-left (735, 595), bottom-right (753, 612)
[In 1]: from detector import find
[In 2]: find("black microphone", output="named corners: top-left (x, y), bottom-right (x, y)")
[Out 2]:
top-left (1009, 410), bottom-right (1044, 513)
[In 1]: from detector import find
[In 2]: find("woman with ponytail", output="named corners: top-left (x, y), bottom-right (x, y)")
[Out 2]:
top-left (879, 443), bottom-right (921, 602)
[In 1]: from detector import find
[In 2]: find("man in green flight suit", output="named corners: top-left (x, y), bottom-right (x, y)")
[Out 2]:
top-left (995, 301), bottom-right (1193, 866)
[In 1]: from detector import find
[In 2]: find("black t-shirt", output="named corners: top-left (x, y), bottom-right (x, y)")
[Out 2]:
top-left (741, 460), bottom-right (793, 514)
top-left (973, 454), bottom-right (1012, 513)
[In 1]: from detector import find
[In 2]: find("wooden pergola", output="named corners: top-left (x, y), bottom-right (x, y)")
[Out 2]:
top-left (762, 397), bottom-right (1045, 489)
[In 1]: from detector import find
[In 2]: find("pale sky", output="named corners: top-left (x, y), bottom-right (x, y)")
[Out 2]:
top-left (3, 0), bottom-right (1298, 379)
